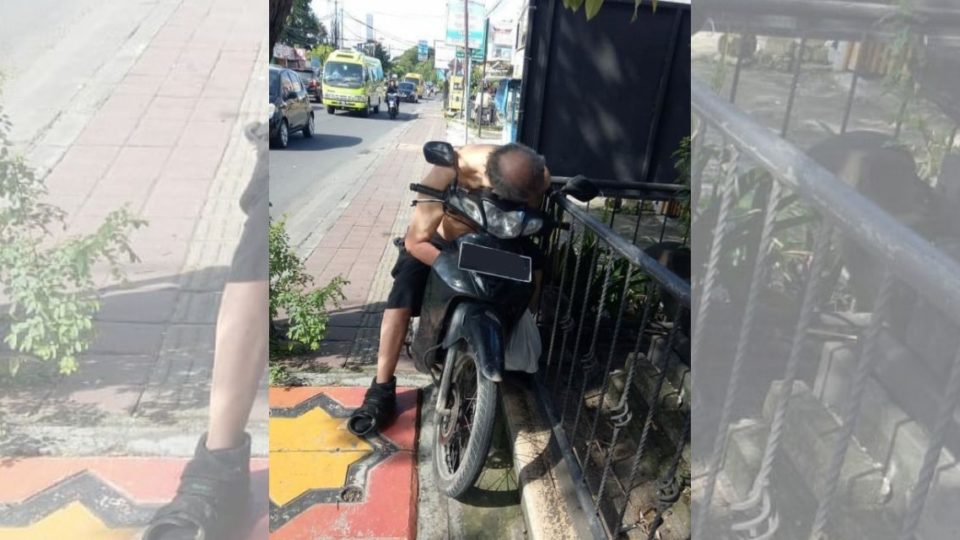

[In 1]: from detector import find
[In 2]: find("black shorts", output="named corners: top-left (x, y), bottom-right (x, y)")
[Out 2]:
top-left (385, 234), bottom-right (545, 317)
top-left (385, 235), bottom-right (452, 317)
top-left (228, 125), bottom-right (268, 283)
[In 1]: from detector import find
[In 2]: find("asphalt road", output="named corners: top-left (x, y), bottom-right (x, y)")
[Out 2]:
top-left (269, 97), bottom-right (433, 221)
top-left (0, 0), bottom-right (102, 77)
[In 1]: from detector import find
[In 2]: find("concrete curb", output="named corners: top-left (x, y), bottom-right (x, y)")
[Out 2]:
top-left (500, 376), bottom-right (595, 540)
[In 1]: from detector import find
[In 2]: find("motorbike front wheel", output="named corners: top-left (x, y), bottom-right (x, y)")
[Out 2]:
top-left (433, 342), bottom-right (497, 498)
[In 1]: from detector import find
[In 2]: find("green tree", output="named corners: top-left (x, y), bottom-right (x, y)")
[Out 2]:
top-left (391, 45), bottom-right (436, 83)
top-left (270, 0), bottom-right (294, 52)
top-left (280, 0), bottom-right (327, 49)
top-left (309, 43), bottom-right (335, 66)
top-left (366, 40), bottom-right (392, 73)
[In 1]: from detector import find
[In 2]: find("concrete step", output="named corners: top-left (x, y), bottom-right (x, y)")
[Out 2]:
top-left (713, 382), bottom-right (899, 540)
top-left (813, 337), bottom-right (960, 539)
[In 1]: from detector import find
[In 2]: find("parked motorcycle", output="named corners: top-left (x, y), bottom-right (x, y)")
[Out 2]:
top-left (407, 141), bottom-right (598, 497)
top-left (387, 91), bottom-right (399, 119)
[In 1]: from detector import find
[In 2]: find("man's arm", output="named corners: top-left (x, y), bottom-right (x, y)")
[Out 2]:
top-left (404, 164), bottom-right (457, 266)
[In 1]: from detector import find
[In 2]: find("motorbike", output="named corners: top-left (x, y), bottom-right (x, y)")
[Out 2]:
top-left (407, 141), bottom-right (598, 497)
top-left (386, 91), bottom-right (399, 119)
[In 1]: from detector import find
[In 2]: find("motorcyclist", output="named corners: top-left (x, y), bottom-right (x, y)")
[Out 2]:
top-left (386, 75), bottom-right (400, 112)
top-left (347, 143), bottom-right (551, 436)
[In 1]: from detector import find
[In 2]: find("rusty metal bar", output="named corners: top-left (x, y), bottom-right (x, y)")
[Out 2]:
top-left (692, 78), bottom-right (960, 323)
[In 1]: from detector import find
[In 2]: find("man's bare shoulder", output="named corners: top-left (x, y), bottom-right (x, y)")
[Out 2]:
top-left (457, 144), bottom-right (499, 158)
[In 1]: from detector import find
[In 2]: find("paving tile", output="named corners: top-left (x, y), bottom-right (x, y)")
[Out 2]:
top-left (267, 387), bottom-right (418, 539)
top-left (104, 147), bottom-right (172, 183)
top-left (114, 74), bottom-right (165, 96)
top-left (76, 113), bottom-right (138, 146)
top-left (0, 458), bottom-right (268, 539)
top-left (127, 117), bottom-right (187, 147)
top-left (143, 97), bottom-right (198, 121)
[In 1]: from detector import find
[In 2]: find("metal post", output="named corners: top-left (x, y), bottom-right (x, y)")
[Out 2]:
top-left (840, 37), bottom-right (866, 135)
top-left (478, 18), bottom-right (490, 139)
top-left (463, 0), bottom-right (471, 142)
top-left (729, 34), bottom-right (747, 104)
top-left (893, 86), bottom-right (911, 140)
top-left (780, 37), bottom-right (806, 138)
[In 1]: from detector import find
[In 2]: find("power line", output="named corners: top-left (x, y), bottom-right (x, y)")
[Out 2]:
top-left (342, 10), bottom-right (421, 49)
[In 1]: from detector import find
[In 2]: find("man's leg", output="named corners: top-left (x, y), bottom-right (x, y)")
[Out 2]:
top-left (143, 123), bottom-right (268, 540)
top-left (207, 280), bottom-right (268, 449)
top-left (376, 307), bottom-right (410, 384)
top-left (348, 246), bottom-right (429, 436)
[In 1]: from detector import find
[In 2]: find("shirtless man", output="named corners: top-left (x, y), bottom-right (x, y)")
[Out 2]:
top-left (347, 142), bottom-right (551, 436)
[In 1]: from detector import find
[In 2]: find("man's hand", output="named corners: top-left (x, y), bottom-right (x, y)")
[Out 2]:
top-left (404, 163), bottom-right (457, 266)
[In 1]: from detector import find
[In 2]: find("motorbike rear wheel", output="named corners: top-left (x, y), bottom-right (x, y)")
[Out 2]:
top-left (433, 342), bottom-right (497, 498)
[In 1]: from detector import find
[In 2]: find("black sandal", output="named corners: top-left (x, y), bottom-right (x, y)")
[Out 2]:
top-left (141, 433), bottom-right (251, 540)
top-left (347, 377), bottom-right (397, 437)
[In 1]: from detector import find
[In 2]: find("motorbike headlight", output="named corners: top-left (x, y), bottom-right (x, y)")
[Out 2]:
top-left (522, 217), bottom-right (544, 236)
top-left (483, 200), bottom-right (524, 239)
top-left (453, 196), bottom-right (484, 225)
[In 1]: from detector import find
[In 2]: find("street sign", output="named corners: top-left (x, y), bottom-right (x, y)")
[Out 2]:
top-left (445, 0), bottom-right (485, 49)
top-left (456, 48), bottom-right (483, 61)
top-left (417, 40), bottom-right (429, 62)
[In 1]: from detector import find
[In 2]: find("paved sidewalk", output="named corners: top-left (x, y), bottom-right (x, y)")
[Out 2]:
top-left (0, 0), bottom-right (266, 537)
top-left (1, 0), bottom-right (267, 456)
top-left (294, 105), bottom-right (447, 375)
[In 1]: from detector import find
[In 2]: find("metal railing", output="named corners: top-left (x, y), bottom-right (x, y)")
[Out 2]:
top-left (535, 181), bottom-right (692, 539)
top-left (691, 55), bottom-right (960, 540)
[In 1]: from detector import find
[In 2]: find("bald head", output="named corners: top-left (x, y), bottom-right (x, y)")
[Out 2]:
top-left (486, 143), bottom-right (548, 202)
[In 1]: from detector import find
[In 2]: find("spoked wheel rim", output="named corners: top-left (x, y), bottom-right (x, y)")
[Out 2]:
top-left (436, 353), bottom-right (479, 479)
top-left (279, 121), bottom-right (288, 146)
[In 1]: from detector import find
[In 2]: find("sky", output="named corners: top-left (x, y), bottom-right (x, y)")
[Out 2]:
top-left (310, 0), bottom-right (515, 59)
top-left (311, 0), bottom-right (448, 58)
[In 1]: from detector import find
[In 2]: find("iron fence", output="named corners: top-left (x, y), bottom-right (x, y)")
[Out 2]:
top-left (535, 180), bottom-right (692, 539)
top-left (691, 40), bottom-right (960, 539)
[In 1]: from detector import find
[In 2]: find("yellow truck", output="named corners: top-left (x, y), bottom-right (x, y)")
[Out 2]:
top-left (403, 72), bottom-right (424, 100)
top-left (322, 49), bottom-right (384, 116)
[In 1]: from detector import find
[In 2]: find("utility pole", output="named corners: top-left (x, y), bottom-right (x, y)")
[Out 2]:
top-left (333, 0), bottom-right (339, 49)
top-left (478, 17), bottom-right (489, 139)
top-left (463, 0), bottom-right (471, 144)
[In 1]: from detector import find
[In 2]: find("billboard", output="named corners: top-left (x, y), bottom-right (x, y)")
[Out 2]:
top-left (446, 0), bottom-right (485, 49)
top-left (434, 41), bottom-right (456, 69)
top-left (417, 40), bottom-right (429, 62)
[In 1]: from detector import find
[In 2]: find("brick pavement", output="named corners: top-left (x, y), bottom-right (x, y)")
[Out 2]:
top-left (1, 0), bottom-right (267, 454)
top-left (0, 0), bottom-right (268, 535)
top-left (299, 107), bottom-right (447, 373)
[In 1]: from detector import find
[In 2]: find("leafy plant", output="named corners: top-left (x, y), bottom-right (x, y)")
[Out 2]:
top-left (269, 362), bottom-right (301, 386)
top-left (562, 0), bottom-right (658, 21)
top-left (0, 99), bottom-right (145, 376)
top-left (269, 219), bottom-right (346, 356)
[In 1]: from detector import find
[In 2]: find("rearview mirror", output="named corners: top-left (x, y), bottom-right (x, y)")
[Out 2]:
top-left (560, 175), bottom-right (600, 202)
top-left (423, 141), bottom-right (457, 168)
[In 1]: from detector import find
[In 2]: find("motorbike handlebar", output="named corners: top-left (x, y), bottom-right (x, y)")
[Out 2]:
top-left (409, 183), bottom-right (446, 199)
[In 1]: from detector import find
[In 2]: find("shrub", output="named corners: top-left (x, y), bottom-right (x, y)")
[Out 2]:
top-left (0, 99), bottom-right (144, 376)
top-left (269, 218), bottom-right (346, 356)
